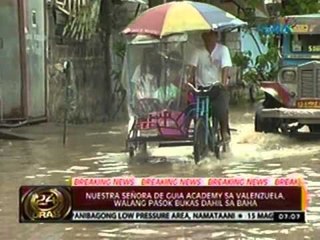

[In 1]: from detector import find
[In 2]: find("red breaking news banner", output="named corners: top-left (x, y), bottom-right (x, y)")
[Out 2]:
top-left (72, 186), bottom-right (301, 211)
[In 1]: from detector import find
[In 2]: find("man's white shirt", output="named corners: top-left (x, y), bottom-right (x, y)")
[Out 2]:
top-left (187, 43), bottom-right (232, 87)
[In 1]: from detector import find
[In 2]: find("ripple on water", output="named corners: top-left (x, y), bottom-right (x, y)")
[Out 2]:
top-left (306, 181), bottom-right (320, 187)
top-left (122, 229), bottom-right (160, 235)
top-left (80, 156), bottom-right (109, 161)
top-left (36, 174), bottom-right (50, 177)
top-left (25, 176), bottom-right (36, 179)
top-left (266, 163), bottom-right (281, 167)
top-left (268, 168), bottom-right (284, 174)
top-left (211, 232), bottom-right (226, 238)
top-left (47, 170), bottom-right (75, 174)
top-left (312, 222), bottom-right (320, 227)
top-left (82, 172), bottom-right (101, 175)
top-left (279, 229), bottom-right (290, 234)
top-left (99, 160), bottom-right (125, 165)
top-left (68, 166), bottom-right (90, 171)
top-left (98, 232), bottom-right (118, 238)
top-left (308, 172), bottom-right (320, 177)
top-left (100, 229), bottom-right (121, 233)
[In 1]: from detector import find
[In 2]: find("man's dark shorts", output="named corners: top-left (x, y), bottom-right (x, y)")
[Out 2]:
top-left (208, 85), bottom-right (230, 121)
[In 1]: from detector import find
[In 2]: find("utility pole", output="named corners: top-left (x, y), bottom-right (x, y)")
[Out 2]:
top-left (62, 61), bottom-right (71, 146)
top-left (99, 0), bottom-right (114, 119)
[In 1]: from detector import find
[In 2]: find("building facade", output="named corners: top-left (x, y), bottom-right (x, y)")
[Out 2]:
top-left (0, 0), bottom-right (46, 125)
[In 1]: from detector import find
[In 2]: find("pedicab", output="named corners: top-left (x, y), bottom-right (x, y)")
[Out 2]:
top-left (121, 1), bottom-right (247, 163)
top-left (122, 33), bottom-right (224, 163)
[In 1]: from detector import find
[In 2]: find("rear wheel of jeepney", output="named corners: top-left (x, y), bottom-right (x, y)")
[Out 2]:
top-left (308, 124), bottom-right (320, 133)
top-left (254, 101), bottom-right (279, 133)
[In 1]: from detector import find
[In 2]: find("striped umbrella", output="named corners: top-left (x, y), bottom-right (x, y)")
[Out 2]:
top-left (122, 1), bottom-right (247, 37)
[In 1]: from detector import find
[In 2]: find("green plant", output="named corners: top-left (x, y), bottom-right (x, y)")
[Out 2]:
top-left (114, 40), bottom-right (126, 59)
top-left (280, 0), bottom-right (320, 15)
top-left (233, 36), bottom-right (280, 85)
top-left (254, 36), bottom-right (279, 81)
top-left (63, 0), bottom-right (102, 41)
top-left (232, 51), bottom-right (252, 69)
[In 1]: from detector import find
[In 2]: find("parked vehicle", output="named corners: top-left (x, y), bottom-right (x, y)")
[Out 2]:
top-left (255, 14), bottom-right (320, 134)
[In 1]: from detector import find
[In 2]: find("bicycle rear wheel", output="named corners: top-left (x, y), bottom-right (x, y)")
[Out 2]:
top-left (193, 118), bottom-right (208, 164)
top-left (212, 117), bottom-right (223, 159)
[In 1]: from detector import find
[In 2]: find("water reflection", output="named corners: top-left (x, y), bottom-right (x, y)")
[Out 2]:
top-left (0, 106), bottom-right (320, 239)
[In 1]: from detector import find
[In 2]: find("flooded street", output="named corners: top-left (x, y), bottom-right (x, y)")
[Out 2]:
top-left (1, 105), bottom-right (320, 240)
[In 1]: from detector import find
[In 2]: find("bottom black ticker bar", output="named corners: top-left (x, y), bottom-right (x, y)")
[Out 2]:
top-left (69, 211), bottom-right (306, 223)
top-left (19, 209), bottom-right (306, 223)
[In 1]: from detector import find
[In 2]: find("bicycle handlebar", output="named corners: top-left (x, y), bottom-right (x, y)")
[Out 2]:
top-left (187, 82), bottom-right (222, 93)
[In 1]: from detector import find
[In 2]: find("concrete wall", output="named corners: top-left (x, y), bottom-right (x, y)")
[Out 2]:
top-left (46, 8), bottom-right (107, 123)
top-left (224, 31), bottom-right (241, 85)
top-left (224, 29), bottom-right (268, 85)
top-left (240, 29), bottom-right (268, 67)
top-left (46, 1), bottom-right (145, 123)
top-left (25, 0), bottom-right (47, 119)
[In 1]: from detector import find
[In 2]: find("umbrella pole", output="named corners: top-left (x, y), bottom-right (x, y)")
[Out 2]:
top-left (164, 42), bottom-right (168, 102)
top-left (178, 42), bottom-right (185, 108)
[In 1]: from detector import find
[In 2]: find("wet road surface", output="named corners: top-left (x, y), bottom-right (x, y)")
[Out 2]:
top-left (0, 105), bottom-right (320, 240)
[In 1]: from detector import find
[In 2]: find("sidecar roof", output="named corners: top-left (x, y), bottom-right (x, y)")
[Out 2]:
top-left (127, 33), bottom-right (188, 45)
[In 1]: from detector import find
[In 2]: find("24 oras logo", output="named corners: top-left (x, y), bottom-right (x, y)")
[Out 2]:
top-left (21, 186), bottom-right (72, 221)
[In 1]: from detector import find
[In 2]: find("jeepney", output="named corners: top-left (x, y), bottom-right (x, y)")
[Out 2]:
top-left (255, 14), bottom-right (320, 134)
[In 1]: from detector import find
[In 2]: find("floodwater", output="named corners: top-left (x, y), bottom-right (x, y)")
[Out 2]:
top-left (0, 105), bottom-right (320, 240)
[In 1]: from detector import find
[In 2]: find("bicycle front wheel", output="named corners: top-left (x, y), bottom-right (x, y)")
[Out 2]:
top-left (193, 118), bottom-right (208, 164)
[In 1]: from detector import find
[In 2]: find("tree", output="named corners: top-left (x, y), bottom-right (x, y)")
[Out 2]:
top-left (281, 0), bottom-right (320, 15)
top-left (244, 0), bottom-right (320, 16)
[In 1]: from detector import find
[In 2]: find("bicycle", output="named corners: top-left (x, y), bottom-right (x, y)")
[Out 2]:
top-left (187, 82), bottom-right (227, 164)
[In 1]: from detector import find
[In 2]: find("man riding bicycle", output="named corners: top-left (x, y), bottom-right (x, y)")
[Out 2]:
top-left (186, 30), bottom-right (232, 143)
